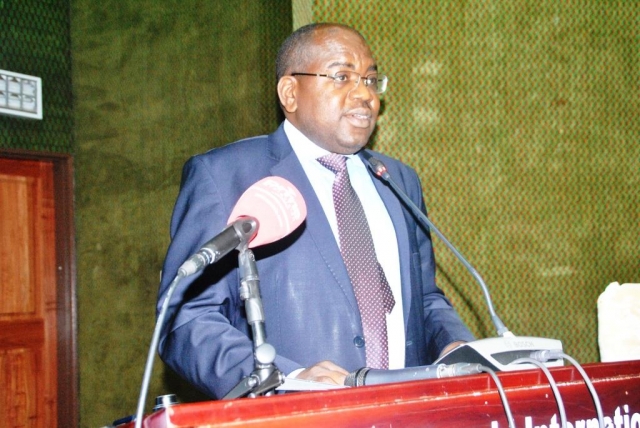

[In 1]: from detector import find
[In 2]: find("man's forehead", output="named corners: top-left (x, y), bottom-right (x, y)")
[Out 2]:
top-left (309, 30), bottom-right (376, 64)
top-left (312, 26), bottom-right (367, 47)
top-left (324, 60), bottom-right (378, 73)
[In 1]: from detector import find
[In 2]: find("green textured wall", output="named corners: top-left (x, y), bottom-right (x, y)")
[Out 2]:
top-left (0, 0), bottom-right (73, 152)
top-left (314, 0), bottom-right (639, 361)
top-left (71, 1), bottom-right (291, 426)
top-left (4, 0), bottom-right (639, 426)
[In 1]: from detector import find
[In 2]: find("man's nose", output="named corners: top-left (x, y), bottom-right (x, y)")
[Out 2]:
top-left (348, 76), bottom-right (375, 100)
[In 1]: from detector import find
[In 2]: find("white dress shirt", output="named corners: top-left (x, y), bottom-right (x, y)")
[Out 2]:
top-left (284, 120), bottom-right (405, 369)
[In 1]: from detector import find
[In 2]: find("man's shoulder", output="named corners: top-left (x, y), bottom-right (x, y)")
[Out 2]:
top-left (178, 126), bottom-right (292, 188)
top-left (197, 133), bottom-right (271, 161)
top-left (186, 125), bottom-right (287, 166)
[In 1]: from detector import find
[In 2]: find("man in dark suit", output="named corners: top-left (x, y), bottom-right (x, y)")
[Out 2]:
top-left (158, 22), bottom-right (474, 399)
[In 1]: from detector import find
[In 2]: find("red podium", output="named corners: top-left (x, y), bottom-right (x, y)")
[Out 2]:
top-left (127, 360), bottom-right (640, 427)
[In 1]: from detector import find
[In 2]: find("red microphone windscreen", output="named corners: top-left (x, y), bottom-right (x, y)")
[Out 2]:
top-left (227, 176), bottom-right (307, 248)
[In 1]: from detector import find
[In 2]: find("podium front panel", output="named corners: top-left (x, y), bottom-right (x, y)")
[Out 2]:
top-left (126, 361), bottom-right (640, 428)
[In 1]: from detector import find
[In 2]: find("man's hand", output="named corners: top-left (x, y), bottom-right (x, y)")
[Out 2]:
top-left (439, 341), bottom-right (466, 358)
top-left (296, 360), bottom-right (349, 385)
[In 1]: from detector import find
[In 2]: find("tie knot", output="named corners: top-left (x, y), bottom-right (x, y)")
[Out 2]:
top-left (317, 153), bottom-right (348, 175)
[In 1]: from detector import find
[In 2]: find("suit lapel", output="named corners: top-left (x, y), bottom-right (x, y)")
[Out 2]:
top-left (267, 128), bottom-right (360, 315)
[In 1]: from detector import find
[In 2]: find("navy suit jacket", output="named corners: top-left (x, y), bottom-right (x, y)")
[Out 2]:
top-left (158, 124), bottom-right (474, 398)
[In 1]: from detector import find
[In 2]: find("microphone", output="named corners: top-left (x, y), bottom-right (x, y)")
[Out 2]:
top-left (134, 176), bottom-right (307, 427)
top-left (178, 218), bottom-right (258, 277)
top-left (345, 363), bottom-right (483, 387)
top-left (177, 176), bottom-right (307, 276)
top-left (361, 151), bottom-right (563, 372)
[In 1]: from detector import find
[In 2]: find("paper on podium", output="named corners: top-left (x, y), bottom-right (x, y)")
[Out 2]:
top-left (276, 378), bottom-right (349, 391)
top-left (597, 282), bottom-right (640, 362)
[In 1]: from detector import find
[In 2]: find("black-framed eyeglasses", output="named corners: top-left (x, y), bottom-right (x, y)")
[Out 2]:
top-left (290, 70), bottom-right (388, 94)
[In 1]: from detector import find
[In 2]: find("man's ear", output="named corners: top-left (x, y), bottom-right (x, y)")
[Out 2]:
top-left (277, 76), bottom-right (298, 114)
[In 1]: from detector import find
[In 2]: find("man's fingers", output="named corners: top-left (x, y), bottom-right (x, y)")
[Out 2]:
top-left (297, 361), bottom-right (349, 384)
top-left (314, 360), bottom-right (350, 375)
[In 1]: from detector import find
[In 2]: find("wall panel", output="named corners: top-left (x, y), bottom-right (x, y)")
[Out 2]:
top-left (313, 0), bottom-right (640, 363)
top-left (71, 1), bottom-right (292, 426)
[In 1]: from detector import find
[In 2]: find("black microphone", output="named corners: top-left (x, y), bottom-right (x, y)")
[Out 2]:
top-left (360, 151), bottom-right (564, 372)
top-left (178, 218), bottom-right (258, 277)
top-left (345, 363), bottom-right (483, 387)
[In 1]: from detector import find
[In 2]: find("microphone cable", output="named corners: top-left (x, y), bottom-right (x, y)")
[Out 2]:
top-left (134, 272), bottom-right (184, 428)
top-left (512, 357), bottom-right (567, 428)
top-left (479, 365), bottom-right (515, 428)
top-left (529, 350), bottom-right (604, 428)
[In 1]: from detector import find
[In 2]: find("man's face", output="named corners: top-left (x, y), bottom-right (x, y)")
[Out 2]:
top-left (284, 28), bottom-right (381, 155)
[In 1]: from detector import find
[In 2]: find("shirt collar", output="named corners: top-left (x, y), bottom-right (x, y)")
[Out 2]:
top-left (283, 119), bottom-right (360, 162)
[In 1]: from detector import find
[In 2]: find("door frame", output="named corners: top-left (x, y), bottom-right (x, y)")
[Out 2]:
top-left (0, 148), bottom-right (77, 428)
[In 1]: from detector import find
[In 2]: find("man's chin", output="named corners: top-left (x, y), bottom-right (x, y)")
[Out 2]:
top-left (333, 140), bottom-right (370, 155)
top-left (335, 131), bottom-right (374, 154)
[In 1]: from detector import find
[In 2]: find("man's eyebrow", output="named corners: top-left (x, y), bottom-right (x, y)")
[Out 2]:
top-left (327, 61), bottom-right (378, 72)
top-left (327, 61), bottom-right (355, 69)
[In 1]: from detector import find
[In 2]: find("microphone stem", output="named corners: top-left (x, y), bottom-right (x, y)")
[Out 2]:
top-left (378, 170), bottom-right (511, 337)
top-left (236, 248), bottom-right (283, 397)
top-left (135, 272), bottom-right (184, 428)
top-left (238, 249), bottom-right (267, 347)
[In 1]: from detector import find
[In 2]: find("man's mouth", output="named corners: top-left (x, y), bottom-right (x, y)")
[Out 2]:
top-left (345, 110), bottom-right (373, 127)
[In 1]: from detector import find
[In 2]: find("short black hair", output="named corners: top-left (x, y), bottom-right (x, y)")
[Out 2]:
top-left (275, 23), bottom-right (364, 82)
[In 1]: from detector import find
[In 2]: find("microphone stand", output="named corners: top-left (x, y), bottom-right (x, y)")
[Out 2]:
top-left (363, 152), bottom-right (511, 337)
top-left (133, 218), bottom-right (265, 426)
top-left (223, 248), bottom-right (284, 399)
top-left (361, 151), bottom-right (563, 372)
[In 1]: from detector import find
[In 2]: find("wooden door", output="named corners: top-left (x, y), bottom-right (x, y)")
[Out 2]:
top-left (0, 157), bottom-right (58, 427)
